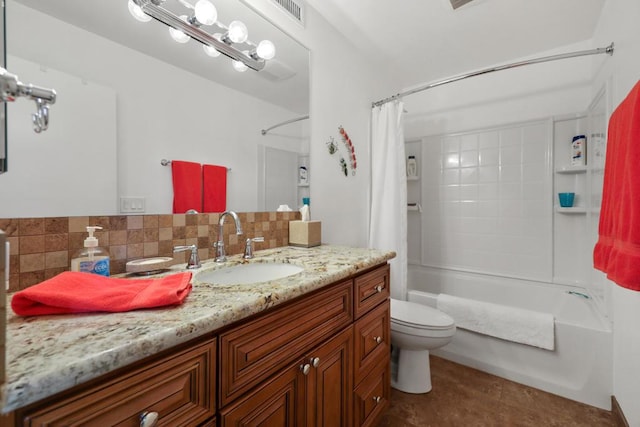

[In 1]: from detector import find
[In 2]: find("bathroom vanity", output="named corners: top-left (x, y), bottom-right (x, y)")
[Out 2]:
top-left (3, 245), bottom-right (394, 426)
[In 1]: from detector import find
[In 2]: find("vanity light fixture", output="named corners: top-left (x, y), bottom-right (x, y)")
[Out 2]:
top-left (128, 0), bottom-right (275, 72)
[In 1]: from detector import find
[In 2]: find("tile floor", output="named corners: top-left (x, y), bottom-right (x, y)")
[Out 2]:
top-left (378, 356), bottom-right (615, 427)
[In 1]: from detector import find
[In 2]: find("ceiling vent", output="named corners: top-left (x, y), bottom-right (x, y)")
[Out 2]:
top-left (450, 0), bottom-right (474, 9)
top-left (269, 0), bottom-right (305, 27)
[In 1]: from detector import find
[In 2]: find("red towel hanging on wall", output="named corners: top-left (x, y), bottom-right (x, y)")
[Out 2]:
top-left (593, 80), bottom-right (640, 291)
top-left (203, 164), bottom-right (227, 213)
top-left (171, 160), bottom-right (203, 214)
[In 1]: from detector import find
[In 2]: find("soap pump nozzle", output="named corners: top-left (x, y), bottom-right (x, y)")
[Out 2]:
top-left (84, 226), bottom-right (102, 248)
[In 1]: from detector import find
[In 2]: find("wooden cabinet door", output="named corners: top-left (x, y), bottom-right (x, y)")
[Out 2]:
top-left (305, 327), bottom-right (353, 427)
top-left (219, 362), bottom-right (306, 427)
top-left (220, 280), bottom-right (353, 407)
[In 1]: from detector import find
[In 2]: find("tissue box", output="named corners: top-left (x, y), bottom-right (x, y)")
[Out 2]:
top-left (289, 220), bottom-right (321, 247)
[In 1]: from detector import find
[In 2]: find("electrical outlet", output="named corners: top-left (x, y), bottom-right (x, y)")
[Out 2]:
top-left (120, 197), bottom-right (146, 213)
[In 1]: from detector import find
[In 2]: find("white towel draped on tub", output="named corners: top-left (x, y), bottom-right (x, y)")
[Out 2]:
top-left (436, 294), bottom-right (555, 350)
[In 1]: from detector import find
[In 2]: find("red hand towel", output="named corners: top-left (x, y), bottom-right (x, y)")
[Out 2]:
top-left (172, 160), bottom-right (203, 214)
top-left (593, 80), bottom-right (640, 291)
top-left (203, 164), bottom-right (227, 213)
top-left (11, 271), bottom-right (193, 316)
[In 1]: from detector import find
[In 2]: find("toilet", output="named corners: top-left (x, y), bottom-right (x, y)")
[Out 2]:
top-left (390, 298), bottom-right (456, 393)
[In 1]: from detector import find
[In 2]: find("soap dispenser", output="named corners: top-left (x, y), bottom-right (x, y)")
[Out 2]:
top-left (71, 226), bottom-right (111, 276)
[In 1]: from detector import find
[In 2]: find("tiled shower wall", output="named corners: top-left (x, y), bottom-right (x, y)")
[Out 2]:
top-left (0, 211), bottom-right (299, 292)
top-left (417, 119), bottom-right (553, 281)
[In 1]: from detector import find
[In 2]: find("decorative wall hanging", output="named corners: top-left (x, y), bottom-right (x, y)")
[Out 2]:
top-left (326, 125), bottom-right (357, 177)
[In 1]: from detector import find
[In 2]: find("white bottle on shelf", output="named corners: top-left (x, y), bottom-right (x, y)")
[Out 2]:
top-left (407, 156), bottom-right (417, 178)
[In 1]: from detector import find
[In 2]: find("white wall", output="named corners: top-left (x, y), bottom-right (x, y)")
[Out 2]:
top-left (2, 56), bottom-right (118, 217)
top-left (4, 3), bottom-right (304, 216)
top-left (591, 0), bottom-right (640, 424)
top-left (243, 0), bottom-right (396, 247)
top-left (403, 40), bottom-right (597, 139)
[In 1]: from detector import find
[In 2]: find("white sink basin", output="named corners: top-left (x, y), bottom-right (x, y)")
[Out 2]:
top-left (196, 262), bottom-right (304, 285)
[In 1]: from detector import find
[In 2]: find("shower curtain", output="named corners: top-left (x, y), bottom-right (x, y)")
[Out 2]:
top-left (369, 101), bottom-right (407, 300)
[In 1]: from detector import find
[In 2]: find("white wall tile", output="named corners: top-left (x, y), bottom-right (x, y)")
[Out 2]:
top-left (419, 120), bottom-right (551, 281)
top-left (499, 164), bottom-right (522, 182)
top-left (479, 147), bottom-right (499, 166)
top-left (460, 167), bottom-right (479, 184)
top-left (500, 145), bottom-right (522, 165)
top-left (460, 150), bottom-right (479, 167)
top-left (443, 136), bottom-right (460, 153)
top-left (461, 134), bottom-right (479, 151)
top-left (443, 153), bottom-right (460, 168)
top-left (479, 166), bottom-right (499, 183)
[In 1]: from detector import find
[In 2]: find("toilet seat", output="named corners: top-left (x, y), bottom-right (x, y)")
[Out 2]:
top-left (391, 298), bottom-right (454, 331)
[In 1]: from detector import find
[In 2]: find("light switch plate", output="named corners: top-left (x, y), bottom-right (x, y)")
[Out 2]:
top-left (120, 197), bottom-right (146, 213)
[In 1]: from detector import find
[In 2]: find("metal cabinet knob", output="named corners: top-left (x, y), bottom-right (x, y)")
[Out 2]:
top-left (310, 357), bottom-right (320, 368)
top-left (140, 411), bottom-right (159, 427)
top-left (373, 396), bottom-right (381, 404)
top-left (373, 336), bottom-right (382, 344)
top-left (300, 363), bottom-right (311, 375)
top-left (375, 285), bottom-right (384, 293)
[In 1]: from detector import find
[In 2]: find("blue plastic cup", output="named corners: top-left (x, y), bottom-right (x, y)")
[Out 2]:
top-left (302, 197), bottom-right (310, 205)
top-left (558, 192), bottom-right (575, 207)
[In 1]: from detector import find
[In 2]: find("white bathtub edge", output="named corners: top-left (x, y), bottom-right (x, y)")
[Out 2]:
top-left (407, 289), bottom-right (613, 410)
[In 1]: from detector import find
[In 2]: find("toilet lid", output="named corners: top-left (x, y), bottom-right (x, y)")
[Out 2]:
top-left (391, 298), bottom-right (454, 330)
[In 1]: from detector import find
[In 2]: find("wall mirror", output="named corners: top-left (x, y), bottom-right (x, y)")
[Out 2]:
top-left (0, 0), bottom-right (310, 218)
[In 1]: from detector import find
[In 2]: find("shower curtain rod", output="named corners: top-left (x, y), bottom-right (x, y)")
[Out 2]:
top-left (261, 115), bottom-right (310, 135)
top-left (371, 42), bottom-right (615, 108)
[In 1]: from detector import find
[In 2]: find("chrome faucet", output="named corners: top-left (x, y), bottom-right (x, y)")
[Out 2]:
top-left (173, 244), bottom-right (201, 269)
top-left (214, 211), bottom-right (243, 262)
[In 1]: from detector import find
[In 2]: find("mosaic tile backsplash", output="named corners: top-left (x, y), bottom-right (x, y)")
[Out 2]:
top-left (0, 212), bottom-right (300, 292)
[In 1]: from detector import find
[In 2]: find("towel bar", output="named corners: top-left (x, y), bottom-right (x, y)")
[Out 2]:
top-left (161, 159), bottom-right (231, 171)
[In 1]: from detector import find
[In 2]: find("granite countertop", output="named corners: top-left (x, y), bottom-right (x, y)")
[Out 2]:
top-left (2, 245), bottom-right (395, 413)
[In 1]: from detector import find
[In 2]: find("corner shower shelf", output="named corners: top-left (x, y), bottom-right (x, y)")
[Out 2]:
top-left (555, 166), bottom-right (588, 174)
top-left (556, 206), bottom-right (588, 214)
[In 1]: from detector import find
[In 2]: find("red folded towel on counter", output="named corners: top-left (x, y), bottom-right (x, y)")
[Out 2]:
top-left (594, 80), bottom-right (640, 291)
top-left (172, 160), bottom-right (203, 213)
top-left (203, 164), bottom-right (227, 213)
top-left (11, 271), bottom-right (193, 316)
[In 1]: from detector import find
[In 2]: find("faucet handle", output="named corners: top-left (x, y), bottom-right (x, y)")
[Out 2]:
top-left (173, 244), bottom-right (201, 269)
top-left (213, 240), bottom-right (226, 263)
top-left (244, 237), bottom-right (264, 259)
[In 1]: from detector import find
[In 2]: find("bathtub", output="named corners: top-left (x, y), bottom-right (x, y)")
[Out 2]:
top-left (407, 265), bottom-right (612, 410)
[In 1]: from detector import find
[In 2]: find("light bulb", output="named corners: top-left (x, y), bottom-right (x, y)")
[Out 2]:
top-left (203, 45), bottom-right (221, 57)
top-left (169, 16), bottom-right (190, 43)
top-left (256, 40), bottom-right (276, 60)
top-left (195, 0), bottom-right (217, 26)
top-left (233, 60), bottom-right (248, 72)
top-left (128, 0), bottom-right (151, 22)
top-left (227, 21), bottom-right (248, 43)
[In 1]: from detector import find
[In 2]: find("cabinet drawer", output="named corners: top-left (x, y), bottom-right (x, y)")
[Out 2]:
top-left (220, 280), bottom-right (353, 406)
top-left (353, 355), bottom-right (390, 427)
top-left (354, 300), bottom-right (390, 385)
top-left (354, 264), bottom-right (390, 319)
top-left (21, 338), bottom-right (216, 426)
